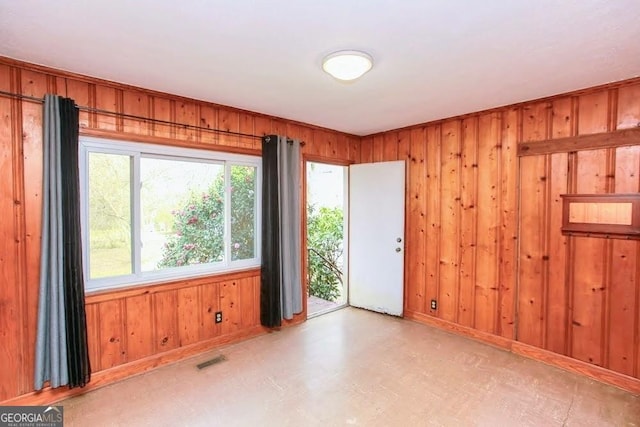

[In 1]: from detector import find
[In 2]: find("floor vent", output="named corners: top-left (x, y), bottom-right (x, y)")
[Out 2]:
top-left (196, 355), bottom-right (227, 370)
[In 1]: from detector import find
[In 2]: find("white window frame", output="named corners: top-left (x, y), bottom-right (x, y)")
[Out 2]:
top-left (79, 136), bottom-right (261, 292)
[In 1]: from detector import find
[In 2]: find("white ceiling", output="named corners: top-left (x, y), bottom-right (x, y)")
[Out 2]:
top-left (1, 1), bottom-right (639, 136)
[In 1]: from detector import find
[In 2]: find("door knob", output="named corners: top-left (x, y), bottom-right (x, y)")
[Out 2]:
top-left (397, 237), bottom-right (402, 243)
top-left (395, 247), bottom-right (401, 252)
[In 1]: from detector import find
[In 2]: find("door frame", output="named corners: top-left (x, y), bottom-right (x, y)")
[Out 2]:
top-left (302, 154), bottom-right (354, 318)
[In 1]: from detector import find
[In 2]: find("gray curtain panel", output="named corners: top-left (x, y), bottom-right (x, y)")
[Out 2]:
top-left (278, 137), bottom-right (302, 319)
top-left (260, 135), bottom-right (303, 327)
top-left (35, 95), bottom-right (69, 390)
top-left (34, 94), bottom-right (90, 391)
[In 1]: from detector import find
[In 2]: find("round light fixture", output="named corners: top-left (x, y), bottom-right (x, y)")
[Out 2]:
top-left (322, 50), bottom-right (373, 81)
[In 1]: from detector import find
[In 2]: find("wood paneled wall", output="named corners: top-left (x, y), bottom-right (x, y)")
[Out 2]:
top-left (517, 88), bottom-right (640, 379)
top-left (363, 112), bottom-right (517, 338)
top-left (0, 57), bottom-right (360, 403)
top-left (364, 80), bottom-right (640, 386)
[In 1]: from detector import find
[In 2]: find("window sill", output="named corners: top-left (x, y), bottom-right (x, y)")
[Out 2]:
top-left (85, 267), bottom-right (261, 304)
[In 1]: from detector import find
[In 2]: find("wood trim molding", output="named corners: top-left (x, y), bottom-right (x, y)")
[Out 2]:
top-left (404, 309), bottom-right (640, 394)
top-left (302, 153), bottom-right (355, 166)
top-left (404, 310), bottom-right (513, 349)
top-left (517, 127), bottom-right (640, 157)
top-left (560, 193), bottom-right (640, 239)
top-left (1, 325), bottom-right (267, 406)
top-left (511, 342), bottom-right (640, 394)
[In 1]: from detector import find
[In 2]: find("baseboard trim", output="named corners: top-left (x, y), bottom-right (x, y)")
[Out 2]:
top-left (510, 342), bottom-right (640, 394)
top-left (404, 310), bottom-right (640, 394)
top-left (2, 326), bottom-right (267, 406)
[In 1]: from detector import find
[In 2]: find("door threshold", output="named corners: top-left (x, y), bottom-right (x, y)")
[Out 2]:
top-left (307, 303), bottom-right (348, 319)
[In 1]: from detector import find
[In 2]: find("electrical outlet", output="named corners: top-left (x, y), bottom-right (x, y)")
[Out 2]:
top-left (430, 299), bottom-right (437, 310)
top-left (215, 311), bottom-right (223, 324)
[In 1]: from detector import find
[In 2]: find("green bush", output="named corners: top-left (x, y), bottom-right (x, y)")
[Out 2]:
top-left (307, 205), bottom-right (343, 301)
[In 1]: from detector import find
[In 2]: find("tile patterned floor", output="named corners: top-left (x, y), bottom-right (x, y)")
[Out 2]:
top-left (61, 308), bottom-right (640, 426)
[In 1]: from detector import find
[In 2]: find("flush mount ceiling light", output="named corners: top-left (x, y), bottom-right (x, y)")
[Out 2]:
top-left (322, 50), bottom-right (373, 81)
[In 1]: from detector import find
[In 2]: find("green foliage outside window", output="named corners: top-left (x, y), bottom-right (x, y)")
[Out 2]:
top-left (307, 205), bottom-right (344, 301)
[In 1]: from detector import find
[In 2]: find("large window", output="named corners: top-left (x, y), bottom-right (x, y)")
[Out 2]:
top-left (80, 137), bottom-right (260, 291)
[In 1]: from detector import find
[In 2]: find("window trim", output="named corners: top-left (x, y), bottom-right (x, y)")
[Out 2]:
top-left (79, 136), bottom-right (261, 292)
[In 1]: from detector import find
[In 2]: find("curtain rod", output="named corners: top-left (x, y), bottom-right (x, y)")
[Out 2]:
top-left (0, 89), bottom-right (270, 141)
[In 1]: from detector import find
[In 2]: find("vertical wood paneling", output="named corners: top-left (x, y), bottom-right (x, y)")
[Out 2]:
top-left (551, 97), bottom-right (573, 139)
top-left (545, 152), bottom-right (569, 355)
top-left (360, 136), bottom-right (373, 163)
top-left (566, 92), bottom-right (610, 365)
top-left (122, 90), bottom-right (150, 135)
top-left (152, 96), bottom-right (173, 138)
top-left (0, 64), bottom-right (20, 401)
top-left (220, 280), bottom-right (240, 334)
top-left (335, 134), bottom-right (350, 161)
top-left (201, 283), bottom-right (221, 340)
top-left (240, 278), bottom-right (257, 329)
top-left (199, 105), bottom-right (218, 145)
top-left (94, 85), bottom-right (118, 131)
top-left (499, 108), bottom-right (518, 339)
top-left (522, 102), bottom-right (550, 142)
top-left (65, 79), bottom-right (90, 128)
top-left (360, 79), bottom-right (640, 386)
top-left (406, 127), bottom-right (426, 313)
top-left (458, 117), bottom-right (478, 327)
top-left (20, 70), bottom-right (48, 98)
top-left (20, 70), bottom-right (47, 394)
top-left (578, 92), bottom-right (610, 135)
top-left (372, 134), bottom-right (384, 162)
top-left (98, 300), bottom-right (126, 369)
top-left (348, 135), bottom-right (361, 163)
top-left (254, 116), bottom-right (270, 137)
top-left (616, 83), bottom-right (640, 130)
top-left (383, 132), bottom-right (398, 161)
top-left (323, 129), bottom-right (337, 158)
top-left (271, 119), bottom-right (286, 137)
top-left (125, 294), bottom-right (154, 362)
top-left (307, 129), bottom-right (326, 156)
top-left (475, 113), bottom-right (500, 334)
top-left (84, 304), bottom-right (101, 372)
top-left (518, 155), bottom-right (546, 347)
top-left (571, 150), bottom-right (608, 365)
top-left (289, 123), bottom-right (313, 152)
top-left (608, 146), bottom-right (640, 376)
top-left (615, 91), bottom-right (640, 378)
top-left (154, 291), bottom-right (179, 352)
top-left (425, 125), bottom-right (441, 315)
top-left (178, 287), bottom-right (201, 346)
top-left (518, 102), bottom-right (550, 347)
top-left (439, 120), bottom-right (461, 322)
top-left (217, 109), bottom-right (240, 147)
top-left (253, 275), bottom-right (261, 326)
top-left (175, 101), bottom-right (198, 141)
top-left (397, 131), bottom-right (410, 164)
top-left (238, 112), bottom-right (255, 149)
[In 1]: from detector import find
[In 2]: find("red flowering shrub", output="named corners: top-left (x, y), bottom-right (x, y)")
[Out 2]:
top-left (158, 166), bottom-right (256, 268)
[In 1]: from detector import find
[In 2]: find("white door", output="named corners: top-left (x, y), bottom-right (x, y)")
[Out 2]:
top-left (349, 160), bottom-right (405, 316)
